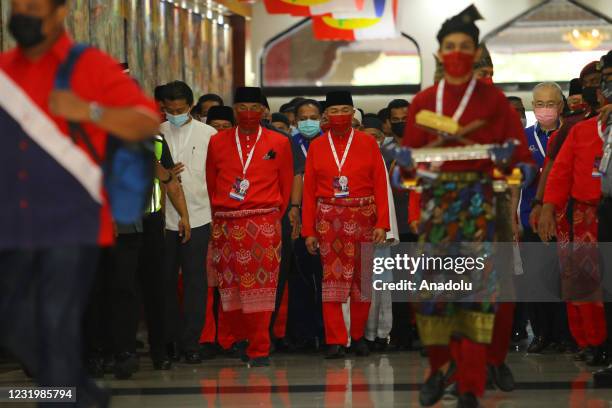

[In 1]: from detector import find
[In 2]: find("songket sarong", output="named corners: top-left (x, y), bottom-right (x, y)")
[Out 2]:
top-left (414, 173), bottom-right (497, 346)
top-left (557, 200), bottom-right (601, 301)
top-left (211, 208), bottom-right (281, 313)
top-left (316, 196), bottom-right (376, 303)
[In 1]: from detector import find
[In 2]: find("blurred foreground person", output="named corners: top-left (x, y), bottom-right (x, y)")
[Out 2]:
top-left (0, 0), bottom-right (158, 405)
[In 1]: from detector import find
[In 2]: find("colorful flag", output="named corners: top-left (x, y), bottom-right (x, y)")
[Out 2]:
top-left (263, 0), bottom-right (312, 16)
top-left (331, 0), bottom-right (385, 19)
top-left (310, 0), bottom-right (363, 16)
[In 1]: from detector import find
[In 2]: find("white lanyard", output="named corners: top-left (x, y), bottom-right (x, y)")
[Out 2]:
top-left (533, 126), bottom-right (546, 158)
top-left (300, 143), bottom-right (308, 158)
top-left (235, 126), bottom-right (262, 178)
top-left (436, 77), bottom-right (477, 122)
top-left (327, 129), bottom-right (354, 175)
top-left (169, 121), bottom-right (194, 163)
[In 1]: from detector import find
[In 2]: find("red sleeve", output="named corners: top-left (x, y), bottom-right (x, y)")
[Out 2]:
top-left (301, 143), bottom-right (317, 237)
top-left (373, 142), bottom-right (390, 231)
top-left (279, 137), bottom-right (294, 214)
top-left (78, 49), bottom-right (158, 119)
top-left (206, 135), bottom-right (218, 214)
top-left (544, 128), bottom-right (575, 211)
top-left (408, 190), bottom-right (421, 224)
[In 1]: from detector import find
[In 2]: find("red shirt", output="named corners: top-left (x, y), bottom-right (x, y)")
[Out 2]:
top-left (206, 126), bottom-right (294, 214)
top-left (402, 80), bottom-right (533, 172)
top-left (544, 117), bottom-right (605, 210)
top-left (0, 32), bottom-right (158, 249)
top-left (301, 129), bottom-right (390, 237)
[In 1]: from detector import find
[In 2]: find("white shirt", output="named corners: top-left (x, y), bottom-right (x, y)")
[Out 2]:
top-left (161, 119), bottom-right (216, 230)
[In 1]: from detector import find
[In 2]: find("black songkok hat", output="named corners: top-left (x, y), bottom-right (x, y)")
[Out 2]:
top-left (569, 78), bottom-right (583, 96)
top-left (362, 116), bottom-right (383, 132)
top-left (234, 87), bottom-right (263, 104)
top-left (325, 91), bottom-right (354, 108)
top-left (206, 106), bottom-right (235, 125)
top-left (437, 4), bottom-right (483, 46)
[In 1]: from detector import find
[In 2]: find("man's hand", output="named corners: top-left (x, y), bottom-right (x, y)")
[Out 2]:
top-left (529, 204), bottom-right (542, 232)
top-left (409, 221), bottom-right (420, 235)
top-left (178, 217), bottom-right (191, 243)
top-left (288, 206), bottom-right (301, 240)
top-left (49, 90), bottom-right (90, 122)
top-left (305, 236), bottom-right (319, 255)
top-left (537, 204), bottom-right (556, 242)
top-left (373, 228), bottom-right (386, 244)
top-left (171, 163), bottom-right (186, 178)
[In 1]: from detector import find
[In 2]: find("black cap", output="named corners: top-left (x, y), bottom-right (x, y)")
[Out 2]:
top-left (325, 91), bottom-right (353, 108)
top-left (318, 100), bottom-right (327, 111)
top-left (271, 113), bottom-right (290, 127)
top-left (206, 106), bottom-right (235, 125)
top-left (234, 87), bottom-right (263, 104)
top-left (601, 50), bottom-right (612, 70)
top-left (569, 78), bottom-right (582, 96)
top-left (437, 4), bottom-right (483, 46)
top-left (362, 116), bottom-right (383, 131)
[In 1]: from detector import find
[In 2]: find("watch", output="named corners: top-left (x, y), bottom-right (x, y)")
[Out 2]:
top-left (89, 102), bottom-right (104, 123)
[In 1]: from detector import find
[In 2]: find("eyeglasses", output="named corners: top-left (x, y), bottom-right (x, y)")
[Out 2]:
top-left (534, 102), bottom-right (560, 109)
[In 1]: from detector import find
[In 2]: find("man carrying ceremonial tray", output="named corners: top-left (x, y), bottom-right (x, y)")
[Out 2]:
top-left (400, 5), bottom-right (535, 407)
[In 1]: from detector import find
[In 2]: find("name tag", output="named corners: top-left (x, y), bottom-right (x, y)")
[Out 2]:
top-left (229, 177), bottom-right (250, 201)
top-left (333, 176), bottom-right (349, 198)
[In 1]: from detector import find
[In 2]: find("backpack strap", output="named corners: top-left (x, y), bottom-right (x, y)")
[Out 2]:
top-left (54, 44), bottom-right (102, 164)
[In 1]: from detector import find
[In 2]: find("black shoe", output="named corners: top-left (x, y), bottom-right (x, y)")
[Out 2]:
top-left (575, 348), bottom-right (592, 361)
top-left (419, 370), bottom-right (445, 406)
top-left (167, 342), bottom-right (181, 362)
top-left (511, 330), bottom-right (528, 343)
top-left (229, 340), bottom-right (249, 359)
top-left (587, 347), bottom-right (608, 367)
top-left (374, 337), bottom-right (389, 352)
top-left (593, 364), bottom-right (612, 388)
top-left (85, 357), bottom-right (105, 379)
top-left (457, 392), bottom-right (480, 408)
top-left (249, 356), bottom-right (271, 367)
top-left (113, 352), bottom-right (139, 380)
top-left (184, 351), bottom-right (202, 364)
top-left (152, 358), bottom-right (172, 370)
top-left (325, 345), bottom-right (346, 359)
top-left (351, 338), bottom-right (370, 357)
top-left (488, 363), bottom-right (515, 392)
top-left (199, 343), bottom-right (217, 360)
top-left (527, 336), bottom-right (549, 354)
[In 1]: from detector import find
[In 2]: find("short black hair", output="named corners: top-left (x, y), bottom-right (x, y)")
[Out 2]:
top-left (154, 84), bottom-right (168, 102)
top-left (163, 81), bottom-right (194, 106)
top-left (279, 103), bottom-right (296, 114)
top-left (271, 113), bottom-right (290, 127)
top-left (387, 99), bottom-right (410, 110)
top-left (197, 93), bottom-right (224, 106)
top-left (506, 96), bottom-right (523, 104)
top-left (377, 107), bottom-right (390, 122)
top-left (295, 99), bottom-right (322, 116)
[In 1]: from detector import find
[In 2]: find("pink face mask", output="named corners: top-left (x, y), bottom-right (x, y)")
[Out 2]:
top-left (534, 107), bottom-right (558, 128)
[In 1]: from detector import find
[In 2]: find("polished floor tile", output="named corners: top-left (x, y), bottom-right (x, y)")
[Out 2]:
top-left (2, 350), bottom-right (612, 407)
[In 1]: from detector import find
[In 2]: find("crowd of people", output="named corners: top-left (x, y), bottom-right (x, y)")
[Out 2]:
top-left (1, 1), bottom-right (612, 408)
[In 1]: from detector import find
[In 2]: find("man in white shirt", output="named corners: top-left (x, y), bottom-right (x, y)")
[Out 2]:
top-left (160, 81), bottom-right (216, 364)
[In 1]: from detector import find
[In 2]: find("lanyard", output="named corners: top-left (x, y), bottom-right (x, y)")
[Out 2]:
top-left (533, 126), bottom-right (546, 158)
top-left (300, 142), bottom-right (308, 158)
top-left (235, 126), bottom-right (262, 178)
top-left (436, 77), bottom-right (477, 122)
top-left (327, 129), bottom-right (354, 175)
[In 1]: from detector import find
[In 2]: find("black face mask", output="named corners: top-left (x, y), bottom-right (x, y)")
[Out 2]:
top-left (583, 86), bottom-right (599, 109)
top-left (391, 122), bottom-right (406, 138)
top-left (9, 14), bottom-right (46, 48)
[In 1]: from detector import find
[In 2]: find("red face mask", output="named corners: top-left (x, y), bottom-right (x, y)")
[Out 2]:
top-left (321, 121), bottom-right (331, 132)
top-left (442, 51), bottom-right (475, 78)
top-left (479, 76), bottom-right (494, 85)
top-left (569, 102), bottom-right (588, 112)
top-left (236, 110), bottom-right (263, 132)
top-left (328, 113), bottom-right (353, 133)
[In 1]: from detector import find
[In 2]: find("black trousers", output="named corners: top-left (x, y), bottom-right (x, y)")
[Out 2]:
top-left (598, 198), bottom-right (612, 353)
top-left (163, 224), bottom-right (210, 352)
top-left (521, 227), bottom-right (571, 342)
top-left (0, 246), bottom-right (99, 402)
top-left (390, 232), bottom-right (418, 345)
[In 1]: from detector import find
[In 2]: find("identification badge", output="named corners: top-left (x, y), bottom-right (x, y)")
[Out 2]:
top-left (592, 157), bottom-right (603, 178)
top-left (600, 146), bottom-right (612, 175)
top-left (229, 177), bottom-right (250, 201)
top-left (333, 176), bottom-right (349, 198)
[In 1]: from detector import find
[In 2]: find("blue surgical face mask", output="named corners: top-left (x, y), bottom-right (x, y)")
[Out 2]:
top-left (298, 119), bottom-right (321, 138)
top-left (166, 112), bottom-right (190, 127)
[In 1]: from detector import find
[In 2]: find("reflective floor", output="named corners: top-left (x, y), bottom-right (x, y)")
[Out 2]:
top-left (2, 347), bottom-right (612, 407)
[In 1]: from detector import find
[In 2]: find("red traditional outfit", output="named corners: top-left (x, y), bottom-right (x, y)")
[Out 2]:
top-left (302, 126), bottom-right (390, 347)
top-left (402, 77), bottom-right (532, 398)
top-left (543, 117), bottom-right (607, 349)
top-left (206, 121), bottom-right (293, 359)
